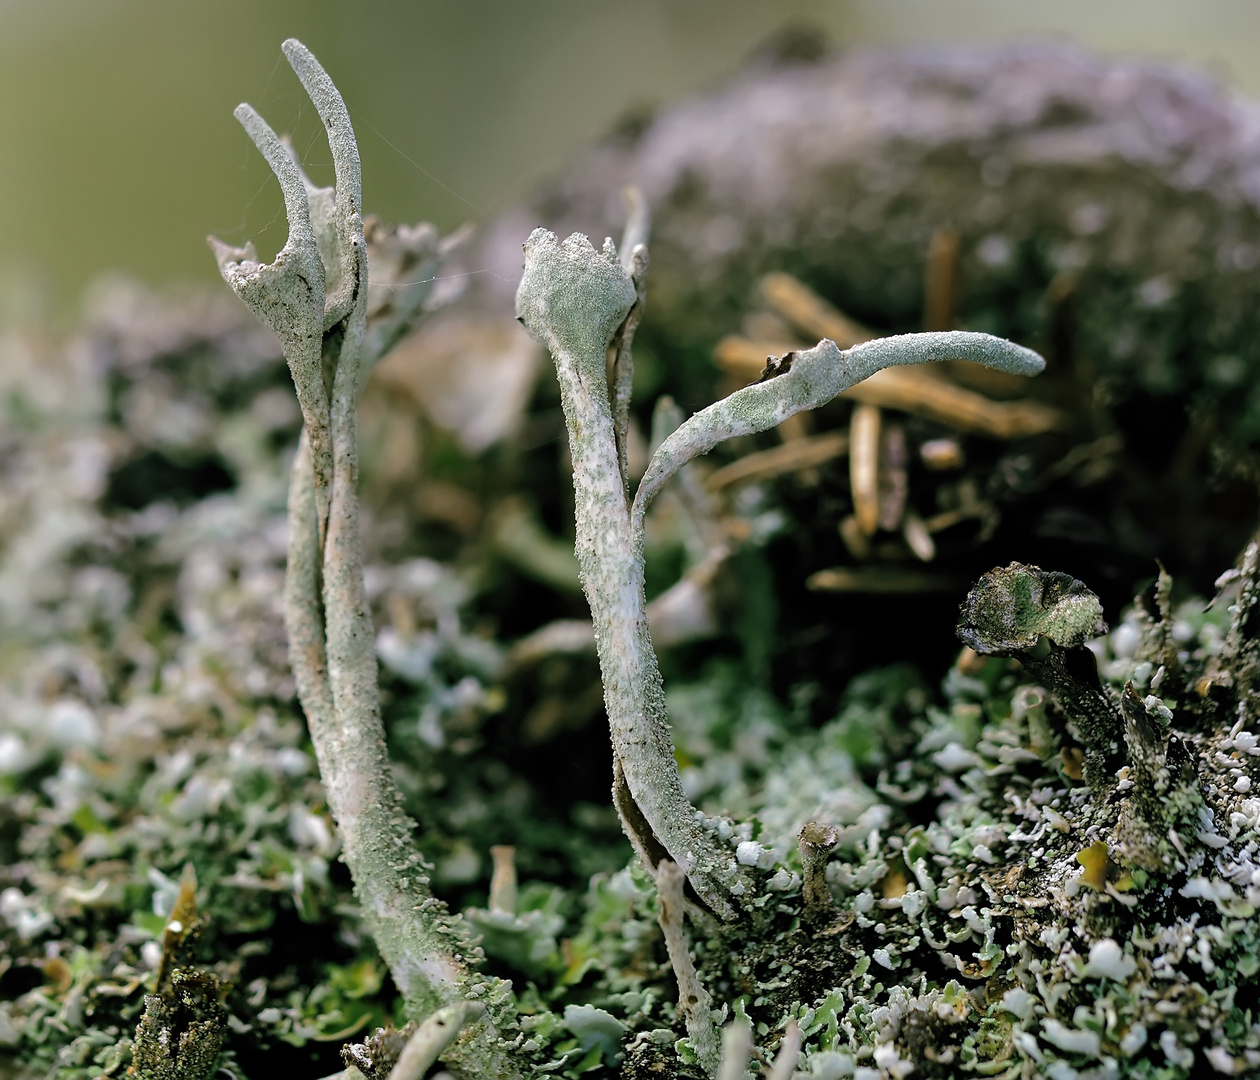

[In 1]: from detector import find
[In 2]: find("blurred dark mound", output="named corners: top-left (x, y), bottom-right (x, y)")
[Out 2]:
top-left (448, 39), bottom-right (1260, 617)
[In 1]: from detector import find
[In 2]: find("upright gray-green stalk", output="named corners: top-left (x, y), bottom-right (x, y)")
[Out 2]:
top-left (515, 227), bottom-right (1045, 920)
top-left (211, 39), bottom-right (515, 1080)
top-left (516, 230), bottom-right (743, 917)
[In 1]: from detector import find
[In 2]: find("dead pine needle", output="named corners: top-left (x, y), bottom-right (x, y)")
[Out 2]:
top-left (808, 566), bottom-right (954, 593)
top-left (903, 511), bottom-right (937, 562)
top-left (759, 272), bottom-right (876, 348)
top-left (489, 845), bottom-right (517, 915)
top-left (838, 514), bottom-right (872, 561)
top-left (705, 431), bottom-right (849, 492)
top-left (924, 225), bottom-right (961, 332)
top-left (850, 403), bottom-right (881, 536)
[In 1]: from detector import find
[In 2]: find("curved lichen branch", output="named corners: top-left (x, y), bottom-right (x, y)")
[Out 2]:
top-left (387, 1002), bottom-right (487, 1080)
top-left (233, 104), bottom-right (320, 247)
top-left (632, 331), bottom-right (1045, 530)
top-left (611, 186), bottom-right (650, 493)
top-left (209, 103), bottom-right (332, 543)
top-left (282, 38), bottom-right (362, 211)
top-left (279, 135), bottom-right (343, 312)
top-left (618, 185), bottom-right (650, 273)
top-left (656, 861), bottom-right (721, 1076)
top-left (516, 228), bottom-right (741, 920)
top-left (282, 38), bottom-right (367, 335)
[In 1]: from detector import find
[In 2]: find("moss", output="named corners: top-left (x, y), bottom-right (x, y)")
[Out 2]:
top-left (9, 37), bottom-right (1260, 1080)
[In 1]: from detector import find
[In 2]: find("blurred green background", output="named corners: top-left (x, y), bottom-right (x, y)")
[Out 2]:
top-left (4, 0), bottom-right (1260, 321)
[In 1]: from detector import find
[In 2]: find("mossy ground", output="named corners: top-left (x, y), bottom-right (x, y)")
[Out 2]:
top-left (2, 249), bottom-right (1260, 1080)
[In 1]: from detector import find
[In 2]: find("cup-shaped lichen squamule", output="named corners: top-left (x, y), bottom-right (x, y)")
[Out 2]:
top-left (516, 226), bottom-right (1047, 921)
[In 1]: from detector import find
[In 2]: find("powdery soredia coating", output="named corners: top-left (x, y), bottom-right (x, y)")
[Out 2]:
top-left (516, 228), bottom-right (743, 921)
top-left (212, 40), bottom-right (518, 1080)
top-left (515, 229), bottom-right (638, 364)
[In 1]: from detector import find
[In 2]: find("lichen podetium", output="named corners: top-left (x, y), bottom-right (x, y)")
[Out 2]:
top-left (210, 38), bottom-right (515, 1079)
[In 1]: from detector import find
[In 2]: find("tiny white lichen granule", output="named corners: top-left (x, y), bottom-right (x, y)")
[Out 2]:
top-left (1119, 1023), bottom-right (1147, 1055)
top-left (1042, 1018), bottom-right (1101, 1057)
top-left (1205, 1045), bottom-right (1239, 1074)
top-left (1160, 1029), bottom-right (1194, 1069)
top-left (1082, 938), bottom-right (1136, 981)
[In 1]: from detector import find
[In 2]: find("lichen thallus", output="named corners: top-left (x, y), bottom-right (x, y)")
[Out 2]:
top-left (211, 38), bottom-right (1045, 1079)
top-left (209, 38), bottom-right (510, 1079)
top-left (514, 226), bottom-right (1044, 919)
top-left (514, 228), bottom-right (1043, 1075)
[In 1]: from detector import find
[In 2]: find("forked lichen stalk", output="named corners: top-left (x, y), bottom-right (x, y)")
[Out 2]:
top-left (211, 39), bottom-right (514, 1080)
top-left (611, 186), bottom-right (650, 494)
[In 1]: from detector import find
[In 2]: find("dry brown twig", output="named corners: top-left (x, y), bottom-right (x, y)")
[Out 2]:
top-left (704, 431), bottom-right (849, 493)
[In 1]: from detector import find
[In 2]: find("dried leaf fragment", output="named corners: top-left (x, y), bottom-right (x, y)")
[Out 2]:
top-left (1076, 840), bottom-right (1111, 890)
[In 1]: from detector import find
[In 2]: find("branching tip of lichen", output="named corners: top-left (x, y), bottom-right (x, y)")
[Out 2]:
top-left (281, 38), bottom-right (363, 211)
top-left (386, 1001), bottom-right (487, 1080)
top-left (632, 331), bottom-right (1045, 531)
top-left (515, 229), bottom-right (637, 366)
top-left (844, 329), bottom-right (1046, 379)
